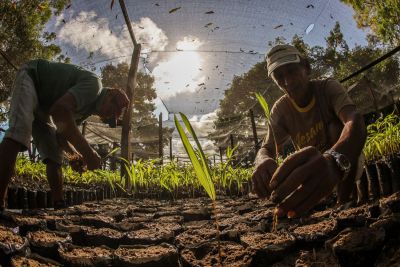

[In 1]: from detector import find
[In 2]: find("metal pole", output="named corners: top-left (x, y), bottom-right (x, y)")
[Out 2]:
top-left (340, 45), bottom-right (400, 83)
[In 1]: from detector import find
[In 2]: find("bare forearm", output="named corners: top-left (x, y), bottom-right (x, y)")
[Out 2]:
top-left (331, 113), bottom-right (366, 164)
top-left (255, 146), bottom-right (276, 167)
top-left (50, 108), bottom-right (93, 159)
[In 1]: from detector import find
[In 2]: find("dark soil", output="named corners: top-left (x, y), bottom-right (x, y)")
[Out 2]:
top-left (0, 192), bottom-right (400, 266)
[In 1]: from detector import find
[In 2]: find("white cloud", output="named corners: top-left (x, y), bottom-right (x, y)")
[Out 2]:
top-left (199, 110), bottom-right (218, 122)
top-left (57, 11), bottom-right (167, 63)
top-left (153, 36), bottom-right (205, 99)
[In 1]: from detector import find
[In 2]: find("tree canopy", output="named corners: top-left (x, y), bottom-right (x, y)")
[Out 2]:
top-left (341, 0), bottom-right (400, 45)
top-left (0, 0), bottom-right (69, 112)
top-left (101, 63), bottom-right (172, 159)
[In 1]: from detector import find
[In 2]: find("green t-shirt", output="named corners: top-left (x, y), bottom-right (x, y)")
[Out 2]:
top-left (26, 59), bottom-right (103, 123)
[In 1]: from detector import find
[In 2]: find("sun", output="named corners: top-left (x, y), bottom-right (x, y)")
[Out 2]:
top-left (153, 36), bottom-right (205, 99)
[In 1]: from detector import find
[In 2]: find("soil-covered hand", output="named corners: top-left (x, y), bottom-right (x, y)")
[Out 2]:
top-left (269, 146), bottom-right (341, 218)
top-left (85, 150), bottom-right (102, 170)
top-left (64, 152), bottom-right (86, 173)
top-left (251, 157), bottom-right (278, 198)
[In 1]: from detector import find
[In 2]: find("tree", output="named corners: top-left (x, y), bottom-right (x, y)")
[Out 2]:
top-left (101, 63), bottom-right (172, 159)
top-left (210, 61), bottom-right (283, 159)
top-left (341, 0), bottom-right (400, 45)
top-left (0, 0), bottom-right (69, 120)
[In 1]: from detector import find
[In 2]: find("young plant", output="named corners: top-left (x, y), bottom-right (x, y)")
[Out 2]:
top-left (255, 92), bottom-right (279, 155)
top-left (255, 92), bottom-right (280, 231)
top-left (175, 112), bottom-right (222, 264)
top-left (174, 113), bottom-right (215, 200)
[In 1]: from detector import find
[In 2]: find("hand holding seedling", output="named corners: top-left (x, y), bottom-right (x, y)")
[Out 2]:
top-left (269, 146), bottom-right (342, 218)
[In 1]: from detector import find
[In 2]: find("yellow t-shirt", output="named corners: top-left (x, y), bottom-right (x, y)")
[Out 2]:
top-left (262, 79), bottom-right (356, 153)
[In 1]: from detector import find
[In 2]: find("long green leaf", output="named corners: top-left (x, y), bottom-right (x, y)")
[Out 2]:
top-left (255, 92), bottom-right (270, 120)
top-left (174, 114), bottom-right (216, 200)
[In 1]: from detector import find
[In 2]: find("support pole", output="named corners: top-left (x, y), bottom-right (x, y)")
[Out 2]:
top-left (249, 109), bottom-right (259, 151)
top-left (219, 147), bottom-right (223, 164)
top-left (169, 137), bottom-right (172, 162)
top-left (119, 0), bottom-right (141, 188)
top-left (230, 134), bottom-right (234, 149)
top-left (159, 113), bottom-right (163, 164)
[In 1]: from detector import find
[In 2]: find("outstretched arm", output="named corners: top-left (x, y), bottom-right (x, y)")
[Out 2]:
top-left (269, 106), bottom-right (366, 217)
top-left (49, 92), bottom-right (100, 170)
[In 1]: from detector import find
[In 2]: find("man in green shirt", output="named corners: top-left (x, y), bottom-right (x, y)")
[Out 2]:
top-left (0, 59), bottom-right (129, 210)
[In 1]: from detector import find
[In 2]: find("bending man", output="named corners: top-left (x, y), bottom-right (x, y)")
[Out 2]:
top-left (0, 59), bottom-right (129, 210)
top-left (252, 44), bottom-right (366, 218)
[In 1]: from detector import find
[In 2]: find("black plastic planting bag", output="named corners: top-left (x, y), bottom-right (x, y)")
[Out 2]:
top-left (0, 226), bottom-right (29, 266)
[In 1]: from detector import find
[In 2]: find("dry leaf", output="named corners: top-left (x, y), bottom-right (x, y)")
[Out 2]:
top-left (169, 7), bottom-right (181, 13)
top-left (110, 0), bottom-right (115, 10)
top-left (205, 11), bottom-right (214, 14)
top-left (274, 24), bottom-right (283, 29)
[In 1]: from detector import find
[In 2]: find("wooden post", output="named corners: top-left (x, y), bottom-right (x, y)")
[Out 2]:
top-left (230, 134), bottom-right (234, 149)
top-left (213, 154), bottom-right (216, 166)
top-left (219, 147), bottom-right (223, 164)
top-left (120, 45), bottom-right (141, 184)
top-left (159, 112), bottom-right (163, 164)
top-left (119, 0), bottom-right (141, 189)
top-left (249, 109), bottom-right (259, 151)
top-left (169, 137), bottom-right (172, 162)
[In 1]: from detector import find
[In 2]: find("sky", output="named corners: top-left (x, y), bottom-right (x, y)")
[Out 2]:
top-left (43, 0), bottom-right (370, 156)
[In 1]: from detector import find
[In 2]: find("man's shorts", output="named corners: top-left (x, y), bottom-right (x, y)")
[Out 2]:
top-left (4, 65), bottom-right (63, 164)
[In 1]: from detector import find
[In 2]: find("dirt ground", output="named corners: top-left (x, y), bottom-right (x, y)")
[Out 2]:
top-left (1, 192), bottom-right (400, 266)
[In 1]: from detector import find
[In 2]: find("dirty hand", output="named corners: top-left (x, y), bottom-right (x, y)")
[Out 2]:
top-left (252, 157), bottom-right (278, 198)
top-left (85, 149), bottom-right (102, 170)
top-left (67, 153), bottom-right (87, 173)
top-left (269, 146), bottom-right (341, 218)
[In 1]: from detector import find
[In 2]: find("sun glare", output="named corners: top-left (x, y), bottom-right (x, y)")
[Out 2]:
top-left (153, 36), bottom-right (205, 99)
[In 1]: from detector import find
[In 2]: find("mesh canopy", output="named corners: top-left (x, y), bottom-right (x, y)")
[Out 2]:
top-left (2, 0), bottom-right (399, 160)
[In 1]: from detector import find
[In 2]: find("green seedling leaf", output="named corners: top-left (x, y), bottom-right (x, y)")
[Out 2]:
top-left (175, 113), bottom-right (215, 200)
top-left (255, 92), bottom-right (270, 120)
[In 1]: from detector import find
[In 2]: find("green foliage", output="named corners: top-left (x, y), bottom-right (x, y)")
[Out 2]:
top-left (364, 113), bottom-right (400, 161)
top-left (14, 154), bottom-right (253, 198)
top-left (255, 92), bottom-right (271, 120)
top-left (341, 0), bottom-right (400, 45)
top-left (100, 63), bottom-right (172, 159)
top-left (175, 113), bottom-right (216, 200)
top-left (0, 0), bottom-right (69, 103)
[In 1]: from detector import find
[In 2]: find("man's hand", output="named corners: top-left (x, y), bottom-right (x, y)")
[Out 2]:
top-left (67, 153), bottom-right (86, 173)
top-left (252, 157), bottom-right (278, 198)
top-left (85, 149), bottom-right (101, 170)
top-left (269, 146), bottom-right (341, 218)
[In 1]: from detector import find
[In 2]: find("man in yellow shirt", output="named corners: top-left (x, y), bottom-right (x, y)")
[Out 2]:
top-left (252, 45), bottom-right (366, 218)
